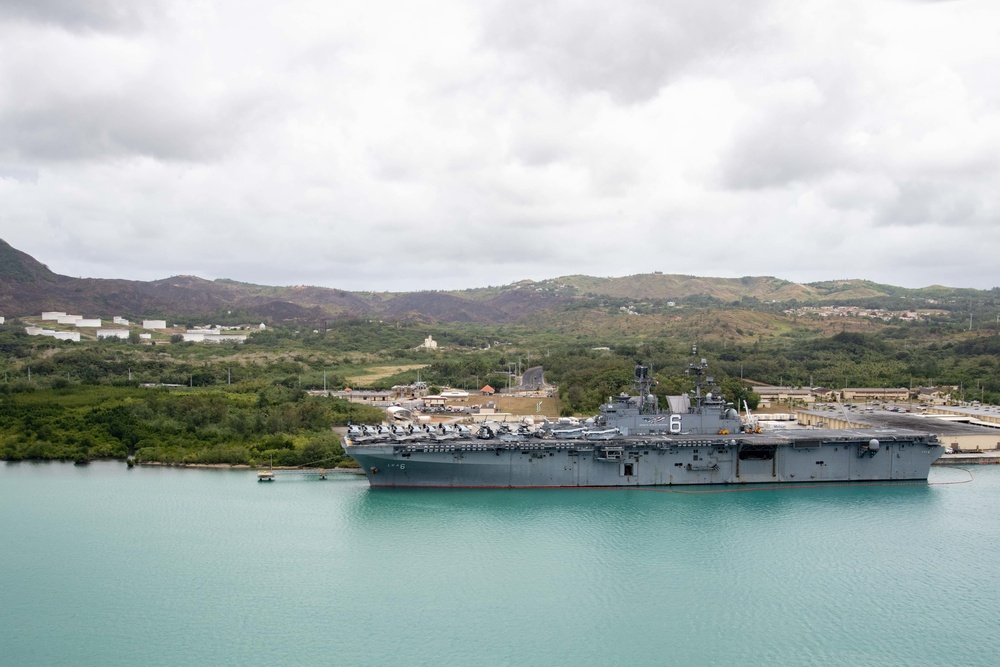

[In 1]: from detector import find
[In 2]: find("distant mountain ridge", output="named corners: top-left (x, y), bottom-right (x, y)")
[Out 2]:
top-left (0, 238), bottom-right (989, 323)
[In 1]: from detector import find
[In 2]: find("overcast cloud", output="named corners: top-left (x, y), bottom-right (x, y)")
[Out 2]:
top-left (1, 0), bottom-right (998, 291)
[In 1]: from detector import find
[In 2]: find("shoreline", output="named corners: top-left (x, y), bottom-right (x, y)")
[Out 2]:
top-left (137, 461), bottom-right (362, 471)
top-left (2, 459), bottom-right (361, 471)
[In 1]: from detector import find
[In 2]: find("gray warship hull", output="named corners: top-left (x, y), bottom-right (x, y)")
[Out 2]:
top-left (345, 361), bottom-right (942, 488)
top-left (346, 428), bottom-right (943, 488)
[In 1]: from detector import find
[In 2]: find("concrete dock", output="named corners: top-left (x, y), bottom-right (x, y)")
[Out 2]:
top-left (935, 452), bottom-right (1000, 466)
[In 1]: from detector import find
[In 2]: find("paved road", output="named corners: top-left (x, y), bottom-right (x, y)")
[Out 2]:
top-left (521, 366), bottom-right (544, 388)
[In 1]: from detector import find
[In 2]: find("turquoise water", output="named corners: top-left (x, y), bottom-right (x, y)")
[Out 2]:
top-left (1, 463), bottom-right (998, 667)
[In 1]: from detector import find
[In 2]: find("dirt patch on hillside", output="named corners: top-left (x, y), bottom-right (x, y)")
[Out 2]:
top-left (346, 364), bottom-right (429, 384)
top-left (443, 393), bottom-right (562, 418)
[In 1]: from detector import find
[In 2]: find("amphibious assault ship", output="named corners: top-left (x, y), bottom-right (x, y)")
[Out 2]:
top-left (344, 357), bottom-right (944, 488)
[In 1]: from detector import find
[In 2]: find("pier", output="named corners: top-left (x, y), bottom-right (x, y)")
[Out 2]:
top-left (935, 452), bottom-right (1000, 466)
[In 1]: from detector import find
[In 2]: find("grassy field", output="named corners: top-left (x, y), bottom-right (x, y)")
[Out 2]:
top-left (345, 364), bottom-right (429, 385)
top-left (442, 393), bottom-right (561, 418)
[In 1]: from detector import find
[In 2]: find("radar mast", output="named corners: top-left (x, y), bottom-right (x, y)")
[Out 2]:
top-left (633, 363), bottom-right (657, 414)
top-left (686, 345), bottom-right (713, 405)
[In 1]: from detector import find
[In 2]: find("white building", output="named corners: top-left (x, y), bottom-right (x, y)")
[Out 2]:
top-left (0, 316), bottom-right (5, 324)
top-left (41, 312), bottom-right (66, 321)
top-left (139, 333), bottom-right (152, 340)
top-left (57, 315), bottom-right (82, 325)
top-left (113, 316), bottom-right (129, 325)
top-left (143, 320), bottom-right (167, 330)
top-left (76, 318), bottom-right (101, 327)
top-left (422, 335), bottom-right (438, 349)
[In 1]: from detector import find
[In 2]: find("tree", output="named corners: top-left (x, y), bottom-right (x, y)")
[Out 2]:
top-left (722, 377), bottom-right (759, 410)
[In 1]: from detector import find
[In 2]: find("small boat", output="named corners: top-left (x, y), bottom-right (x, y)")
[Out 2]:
top-left (258, 456), bottom-right (275, 482)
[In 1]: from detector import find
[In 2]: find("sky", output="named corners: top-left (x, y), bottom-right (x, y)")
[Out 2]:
top-left (1, 0), bottom-right (999, 292)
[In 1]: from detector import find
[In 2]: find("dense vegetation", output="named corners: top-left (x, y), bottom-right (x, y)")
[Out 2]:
top-left (3, 296), bottom-right (1000, 465)
top-left (0, 383), bottom-right (383, 466)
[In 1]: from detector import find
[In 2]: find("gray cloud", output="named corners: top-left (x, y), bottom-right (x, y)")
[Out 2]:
top-left (0, 92), bottom-right (255, 162)
top-left (721, 113), bottom-right (848, 190)
top-left (0, 0), bottom-right (161, 32)
top-left (0, 164), bottom-right (38, 183)
top-left (1, 0), bottom-right (999, 292)
top-left (0, 18), bottom-right (277, 163)
top-left (875, 179), bottom-right (998, 228)
top-left (716, 54), bottom-right (863, 190)
top-left (481, 0), bottom-right (772, 103)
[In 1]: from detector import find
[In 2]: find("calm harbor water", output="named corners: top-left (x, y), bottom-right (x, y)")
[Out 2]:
top-left (2, 462), bottom-right (998, 667)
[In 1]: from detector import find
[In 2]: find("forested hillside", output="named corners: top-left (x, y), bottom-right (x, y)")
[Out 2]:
top-left (3, 297), bottom-right (1000, 465)
top-left (2, 238), bottom-right (997, 325)
top-left (4, 237), bottom-right (999, 464)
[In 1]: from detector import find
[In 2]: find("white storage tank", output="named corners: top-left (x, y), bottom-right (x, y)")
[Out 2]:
top-left (97, 329), bottom-right (130, 339)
